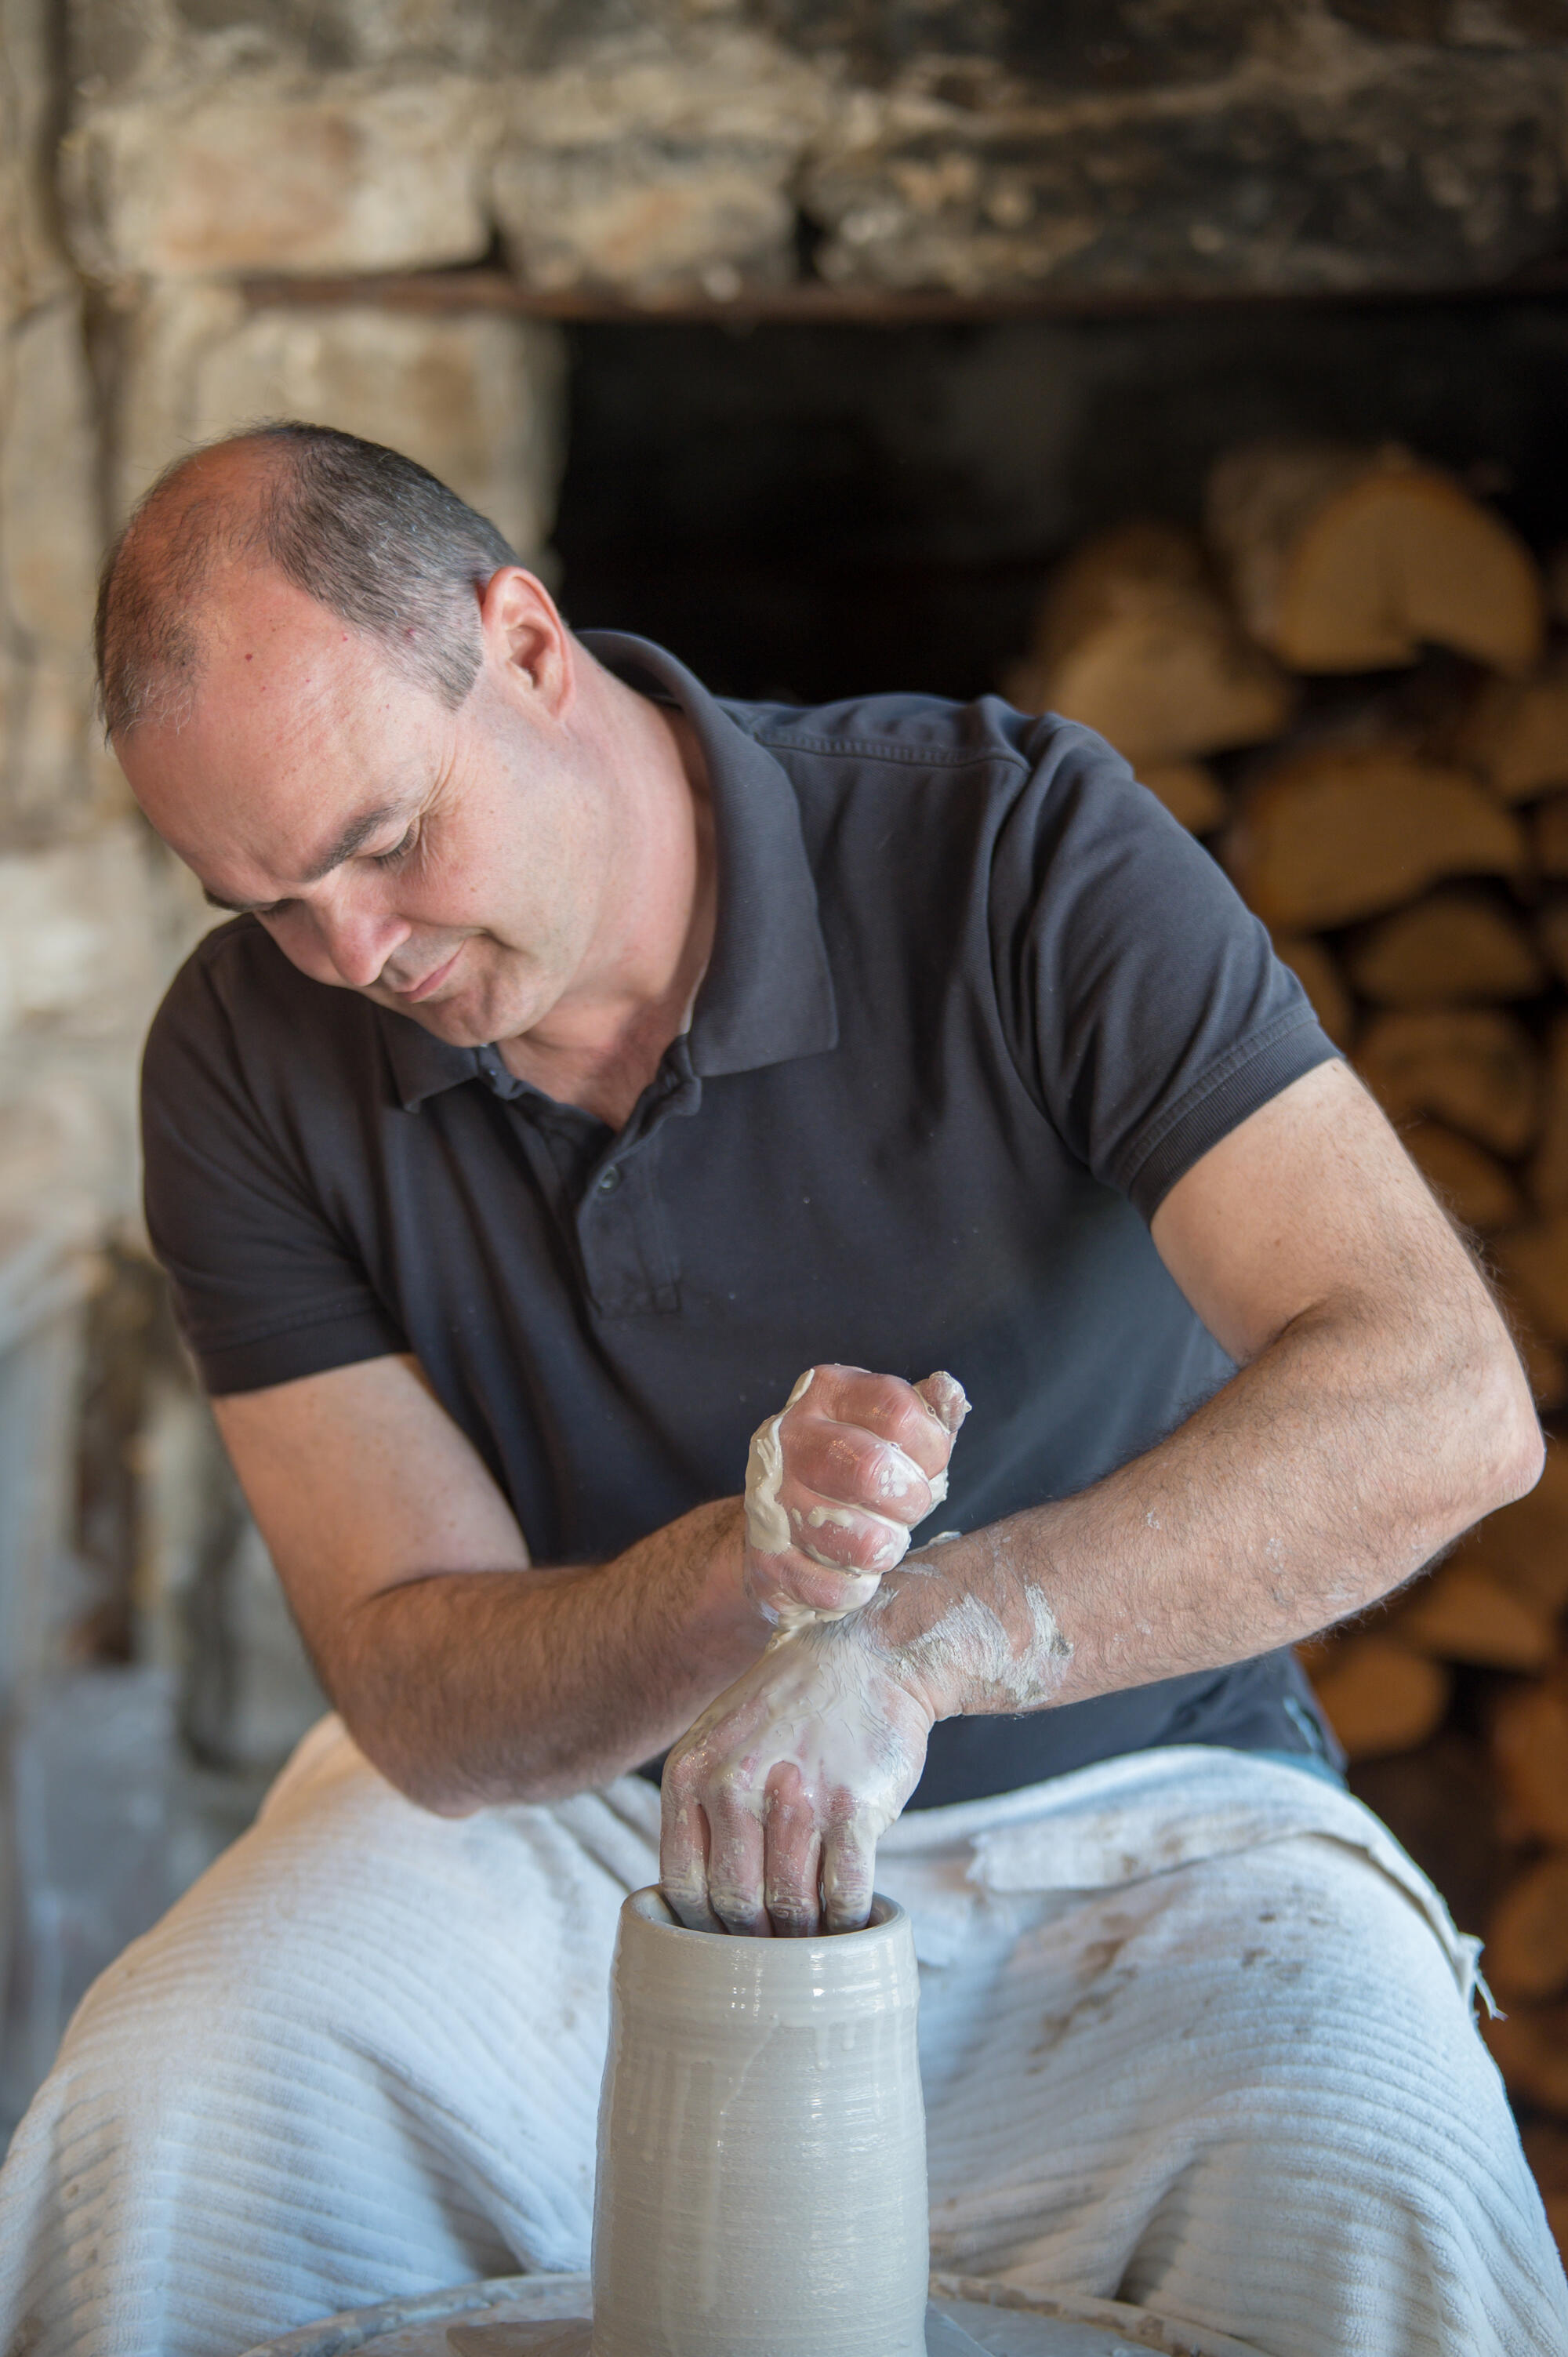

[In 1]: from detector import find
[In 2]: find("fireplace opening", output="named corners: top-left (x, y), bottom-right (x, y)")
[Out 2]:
top-left (552, 292), bottom-right (1568, 706)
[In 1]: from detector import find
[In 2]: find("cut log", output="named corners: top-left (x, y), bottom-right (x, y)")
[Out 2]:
top-left (1549, 545), bottom-right (1568, 630)
top-left (1356, 1008), bottom-right (1537, 1156)
top-left (1388, 1559), bottom-right (1555, 1672)
top-left (1004, 520), bottom-right (1295, 762)
top-left (1345, 890), bottom-right (1543, 1006)
top-left (1222, 747), bottom-right (1523, 930)
top-left (1494, 1211), bottom-right (1568, 1346)
top-left (1294, 1631), bottom-right (1342, 1683)
top-left (1529, 1014), bottom-right (1568, 1215)
top-left (1305, 1634), bottom-right (1450, 1763)
top-left (1453, 657), bottom-right (1568, 801)
top-left (1494, 1673), bottom-right (1568, 1845)
top-left (1523, 2119), bottom-right (1568, 2199)
top-left (1138, 757), bottom-right (1227, 835)
top-left (1349, 1727), bottom-right (1508, 1938)
top-left (1450, 1446), bottom-right (1568, 1612)
top-left (1538, 900), bottom-right (1568, 992)
top-left (1536, 794), bottom-right (1568, 880)
top-left (1486, 1854), bottom-right (1568, 2003)
top-left (1515, 1327), bottom-right (1568, 1415)
top-left (1523, 2123), bottom-right (1568, 2264)
top-left (1484, 2001), bottom-right (1568, 2118)
top-left (1401, 1120), bottom-right (1522, 1233)
top-left (1272, 933), bottom-right (1353, 1050)
top-left (1205, 440), bottom-right (1544, 676)
top-left (1538, 2172), bottom-right (1567, 2261)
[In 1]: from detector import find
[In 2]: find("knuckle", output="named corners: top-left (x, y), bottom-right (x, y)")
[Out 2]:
top-left (766, 1893), bottom-right (819, 1938)
top-left (887, 1396), bottom-right (946, 1467)
top-left (869, 1441), bottom-right (931, 1514)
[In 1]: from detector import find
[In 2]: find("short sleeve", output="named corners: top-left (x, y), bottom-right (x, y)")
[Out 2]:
top-left (142, 929), bottom-right (406, 1395)
top-left (989, 720), bottom-right (1339, 1221)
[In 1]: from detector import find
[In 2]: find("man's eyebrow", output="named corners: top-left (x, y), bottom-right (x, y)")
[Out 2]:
top-left (200, 801), bottom-right (409, 915)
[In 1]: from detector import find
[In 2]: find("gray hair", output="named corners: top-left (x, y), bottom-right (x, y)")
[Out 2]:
top-left (95, 421), bottom-right (521, 736)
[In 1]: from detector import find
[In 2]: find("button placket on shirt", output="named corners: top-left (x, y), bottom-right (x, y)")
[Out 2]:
top-left (472, 1032), bottom-right (696, 1318)
top-left (577, 1059), bottom-right (699, 1317)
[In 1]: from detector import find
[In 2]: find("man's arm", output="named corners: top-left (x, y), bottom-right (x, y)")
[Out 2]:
top-left (659, 1059), bottom-right (1544, 1933)
top-left (210, 1351), bottom-right (956, 1812)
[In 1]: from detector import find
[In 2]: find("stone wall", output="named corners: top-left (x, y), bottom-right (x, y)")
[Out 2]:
top-left (54, 2), bottom-right (1568, 305)
top-left (0, 0), bottom-right (1566, 1947)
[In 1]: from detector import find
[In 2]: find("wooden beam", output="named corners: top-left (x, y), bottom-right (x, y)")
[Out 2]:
top-left (238, 257), bottom-right (1568, 329)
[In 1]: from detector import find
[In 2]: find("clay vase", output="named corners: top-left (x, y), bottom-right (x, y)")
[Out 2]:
top-left (591, 1888), bottom-right (928, 2357)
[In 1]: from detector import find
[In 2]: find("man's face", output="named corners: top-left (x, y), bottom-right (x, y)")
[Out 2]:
top-left (118, 568), bottom-right (608, 1050)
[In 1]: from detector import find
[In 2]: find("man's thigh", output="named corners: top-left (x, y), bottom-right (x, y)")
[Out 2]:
top-left (906, 1827), bottom-right (1566, 2357)
top-left (0, 1721), bottom-right (662, 2357)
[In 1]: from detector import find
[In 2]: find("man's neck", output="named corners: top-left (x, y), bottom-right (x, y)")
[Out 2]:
top-left (495, 690), bottom-right (715, 1131)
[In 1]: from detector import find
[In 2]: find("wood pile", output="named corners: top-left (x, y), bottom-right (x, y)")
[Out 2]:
top-left (1008, 438), bottom-right (1568, 2175)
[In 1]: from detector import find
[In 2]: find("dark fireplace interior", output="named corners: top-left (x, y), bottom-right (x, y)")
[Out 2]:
top-left (554, 292), bottom-right (1568, 706)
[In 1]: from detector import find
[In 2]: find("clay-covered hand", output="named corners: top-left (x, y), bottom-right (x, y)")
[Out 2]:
top-left (659, 1602), bottom-right (938, 1938)
top-left (742, 1364), bottom-right (968, 1629)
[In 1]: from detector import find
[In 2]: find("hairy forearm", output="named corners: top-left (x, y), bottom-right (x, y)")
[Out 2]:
top-left (325, 1497), bottom-right (767, 1811)
top-left (879, 1285), bottom-right (1542, 1724)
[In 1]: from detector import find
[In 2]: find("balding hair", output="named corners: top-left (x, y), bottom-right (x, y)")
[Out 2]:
top-left (96, 422), bottom-right (520, 737)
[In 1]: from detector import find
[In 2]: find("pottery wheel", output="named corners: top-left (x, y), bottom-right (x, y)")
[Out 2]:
top-left (237, 2270), bottom-right (1268, 2357)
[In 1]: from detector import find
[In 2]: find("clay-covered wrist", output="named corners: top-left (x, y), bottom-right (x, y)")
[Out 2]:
top-left (866, 1538), bottom-right (1074, 1723)
top-left (850, 1554), bottom-right (969, 1723)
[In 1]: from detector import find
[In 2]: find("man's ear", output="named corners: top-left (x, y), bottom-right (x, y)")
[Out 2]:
top-left (477, 566), bottom-right (574, 718)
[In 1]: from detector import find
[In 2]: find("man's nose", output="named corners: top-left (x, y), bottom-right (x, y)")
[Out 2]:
top-left (312, 895), bottom-right (411, 990)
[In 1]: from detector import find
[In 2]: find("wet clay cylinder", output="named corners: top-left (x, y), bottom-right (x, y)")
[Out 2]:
top-left (591, 1888), bottom-right (928, 2357)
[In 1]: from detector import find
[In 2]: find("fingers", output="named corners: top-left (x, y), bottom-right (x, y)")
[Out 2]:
top-left (776, 1378), bottom-right (941, 1563)
top-left (660, 1788), bottom-right (724, 1934)
top-left (779, 1486), bottom-right (913, 1575)
top-left (745, 1553), bottom-right (882, 1624)
top-left (808, 1364), bottom-right (956, 1480)
top-left (916, 1368), bottom-right (971, 1439)
top-left (745, 1366), bottom-right (967, 1582)
top-left (763, 1764), bottom-right (825, 1938)
top-left (663, 1773), bottom-right (868, 1942)
top-left (702, 1784), bottom-right (771, 1937)
top-left (820, 1821), bottom-right (877, 1935)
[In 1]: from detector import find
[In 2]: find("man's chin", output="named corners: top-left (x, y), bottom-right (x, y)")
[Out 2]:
top-left (390, 978), bottom-right (550, 1053)
top-left (396, 995), bottom-right (496, 1049)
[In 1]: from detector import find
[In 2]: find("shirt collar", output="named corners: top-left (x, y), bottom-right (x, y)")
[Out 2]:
top-left (380, 629), bottom-right (837, 1111)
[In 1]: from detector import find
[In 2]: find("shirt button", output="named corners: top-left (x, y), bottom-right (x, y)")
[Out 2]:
top-left (597, 1165), bottom-right (622, 1194)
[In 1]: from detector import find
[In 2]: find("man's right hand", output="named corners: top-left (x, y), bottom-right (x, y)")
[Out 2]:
top-left (740, 1364), bottom-right (968, 1628)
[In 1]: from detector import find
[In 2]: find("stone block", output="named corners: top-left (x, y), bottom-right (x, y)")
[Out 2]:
top-left (0, 653), bottom-right (111, 845)
top-left (117, 284), bottom-right (566, 561)
top-left (0, 298), bottom-right (102, 653)
top-left (64, 74), bottom-right (496, 278)
top-left (804, 42), bottom-right (1568, 297)
top-left (506, 24), bottom-right (833, 149)
top-left (0, 822), bottom-right (167, 1040)
top-left (490, 16), bottom-right (832, 297)
top-left (494, 140), bottom-right (796, 297)
top-left (1, 0), bottom-right (77, 321)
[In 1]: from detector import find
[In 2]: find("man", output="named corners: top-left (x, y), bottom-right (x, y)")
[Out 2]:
top-left (1, 422), bottom-right (1563, 2357)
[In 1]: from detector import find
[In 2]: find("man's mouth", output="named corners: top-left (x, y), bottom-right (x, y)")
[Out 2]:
top-left (387, 946), bottom-right (463, 1004)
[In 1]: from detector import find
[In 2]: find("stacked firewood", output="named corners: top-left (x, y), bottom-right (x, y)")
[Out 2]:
top-left (1007, 441), bottom-right (1568, 2203)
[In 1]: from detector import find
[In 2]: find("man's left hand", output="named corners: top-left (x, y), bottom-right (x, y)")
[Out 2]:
top-left (659, 1603), bottom-right (939, 1937)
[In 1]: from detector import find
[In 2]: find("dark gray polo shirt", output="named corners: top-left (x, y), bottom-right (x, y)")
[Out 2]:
top-left (143, 631), bottom-right (1341, 1807)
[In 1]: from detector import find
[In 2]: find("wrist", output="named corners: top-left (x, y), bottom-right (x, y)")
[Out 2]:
top-left (688, 1497), bottom-right (773, 1652)
top-left (855, 1553), bottom-right (971, 1723)
top-left (866, 1535), bottom-right (1073, 1723)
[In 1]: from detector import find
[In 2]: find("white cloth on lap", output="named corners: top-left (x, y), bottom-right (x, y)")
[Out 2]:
top-left (0, 1723), bottom-right (1562, 2357)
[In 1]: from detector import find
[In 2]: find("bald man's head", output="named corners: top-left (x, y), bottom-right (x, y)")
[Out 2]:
top-left (96, 423), bottom-right (519, 739)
